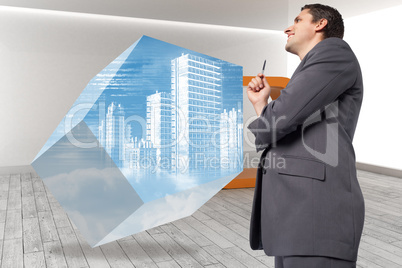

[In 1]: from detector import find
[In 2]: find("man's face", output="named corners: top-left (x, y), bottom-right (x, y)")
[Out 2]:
top-left (284, 9), bottom-right (318, 56)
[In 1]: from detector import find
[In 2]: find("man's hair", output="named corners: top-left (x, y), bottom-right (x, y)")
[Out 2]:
top-left (301, 4), bottom-right (344, 39)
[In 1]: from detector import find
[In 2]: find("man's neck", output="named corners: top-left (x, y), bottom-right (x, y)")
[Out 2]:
top-left (298, 37), bottom-right (325, 60)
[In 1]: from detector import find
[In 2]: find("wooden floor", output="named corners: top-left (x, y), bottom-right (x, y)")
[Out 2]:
top-left (0, 170), bottom-right (401, 268)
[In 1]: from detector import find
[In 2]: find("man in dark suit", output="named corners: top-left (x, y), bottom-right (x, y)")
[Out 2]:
top-left (247, 4), bottom-right (364, 268)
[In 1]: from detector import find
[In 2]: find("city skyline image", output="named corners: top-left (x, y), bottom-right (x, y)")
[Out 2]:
top-left (34, 36), bottom-right (243, 203)
top-left (32, 36), bottom-right (244, 246)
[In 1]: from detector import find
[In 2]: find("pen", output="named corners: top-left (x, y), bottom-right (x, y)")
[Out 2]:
top-left (261, 60), bottom-right (266, 76)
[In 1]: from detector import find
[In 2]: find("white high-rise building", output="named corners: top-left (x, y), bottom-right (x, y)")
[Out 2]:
top-left (146, 91), bottom-right (173, 169)
top-left (220, 108), bottom-right (243, 170)
top-left (171, 54), bottom-right (223, 173)
top-left (105, 103), bottom-right (125, 167)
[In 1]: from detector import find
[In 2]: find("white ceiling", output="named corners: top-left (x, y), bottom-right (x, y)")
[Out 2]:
top-left (0, 0), bottom-right (288, 30)
top-left (0, 0), bottom-right (402, 31)
top-left (1, 0), bottom-right (401, 31)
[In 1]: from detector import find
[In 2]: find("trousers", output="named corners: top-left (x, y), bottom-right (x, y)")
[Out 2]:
top-left (275, 256), bottom-right (357, 268)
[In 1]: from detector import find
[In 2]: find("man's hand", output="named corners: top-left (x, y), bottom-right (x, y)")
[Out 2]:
top-left (247, 74), bottom-right (271, 116)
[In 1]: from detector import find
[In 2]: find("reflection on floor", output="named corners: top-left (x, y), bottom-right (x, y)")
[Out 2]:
top-left (0, 170), bottom-right (401, 267)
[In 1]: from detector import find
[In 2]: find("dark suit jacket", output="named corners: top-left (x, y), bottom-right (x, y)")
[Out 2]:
top-left (248, 37), bottom-right (364, 261)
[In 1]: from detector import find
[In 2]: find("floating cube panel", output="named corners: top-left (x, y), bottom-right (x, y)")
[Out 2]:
top-left (32, 36), bottom-right (243, 247)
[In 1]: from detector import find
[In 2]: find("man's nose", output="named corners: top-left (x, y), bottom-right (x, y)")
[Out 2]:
top-left (284, 25), bottom-right (293, 34)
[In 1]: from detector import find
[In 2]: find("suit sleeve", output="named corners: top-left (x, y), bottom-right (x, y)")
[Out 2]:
top-left (248, 40), bottom-right (358, 152)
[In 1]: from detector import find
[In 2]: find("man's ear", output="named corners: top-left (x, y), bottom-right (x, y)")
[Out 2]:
top-left (315, 18), bottom-right (328, 32)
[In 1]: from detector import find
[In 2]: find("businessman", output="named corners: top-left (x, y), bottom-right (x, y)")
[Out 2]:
top-left (247, 4), bottom-right (364, 268)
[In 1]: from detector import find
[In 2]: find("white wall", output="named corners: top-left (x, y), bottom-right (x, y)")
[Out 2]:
top-left (344, 5), bottom-right (402, 170)
top-left (0, 6), bottom-right (287, 167)
top-left (286, 4), bottom-right (402, 170)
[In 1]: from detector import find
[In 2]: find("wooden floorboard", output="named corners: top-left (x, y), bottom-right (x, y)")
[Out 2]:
top-left (0, 170), bottom-right (401, 267)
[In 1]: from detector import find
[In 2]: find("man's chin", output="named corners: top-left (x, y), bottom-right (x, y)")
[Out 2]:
top-left (285, 43), bottom-right (297, 55)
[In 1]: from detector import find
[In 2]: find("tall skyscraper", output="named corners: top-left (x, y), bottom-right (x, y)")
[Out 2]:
top-left (171, 54), bottom-right (223, 173)
top-left (220, 108), bottom-right (243, 170)
top-left (146, 91), bottom-right (173, 169)
top-left (105, 103), bottom-right (125, 167)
